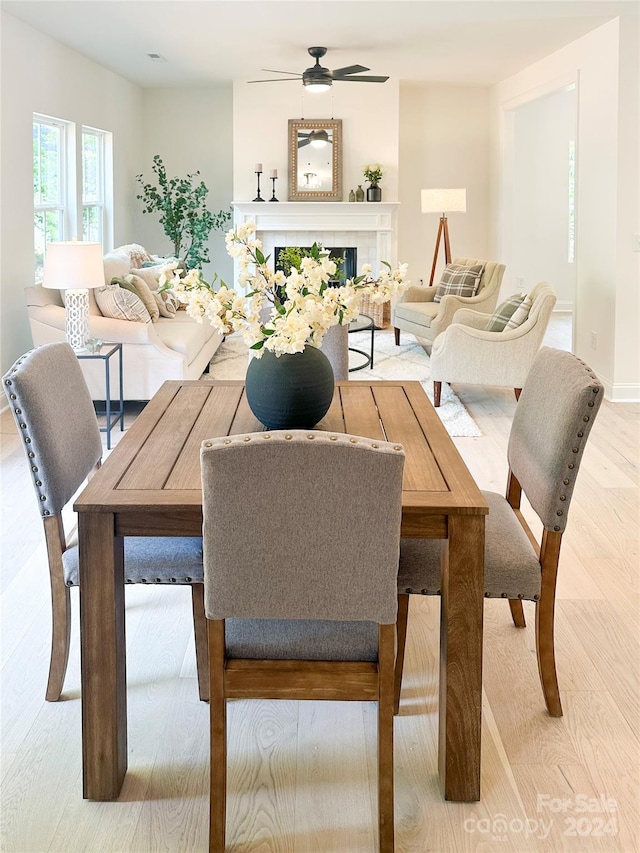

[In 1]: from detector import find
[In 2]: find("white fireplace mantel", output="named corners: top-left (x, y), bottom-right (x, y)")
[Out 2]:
top-left (232, 201), bottom-right (400, 233)
top-left (231, 201), bottom-right (400, 277)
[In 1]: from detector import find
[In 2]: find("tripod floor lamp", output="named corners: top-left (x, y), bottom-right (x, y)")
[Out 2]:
top-left (421, 188), bottom-right (466, 285)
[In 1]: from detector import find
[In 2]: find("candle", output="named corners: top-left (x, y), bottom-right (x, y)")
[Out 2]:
top-left (255, 163), bottom-right (262, 173)
top-left (270, 169), bottom-right (278, 178)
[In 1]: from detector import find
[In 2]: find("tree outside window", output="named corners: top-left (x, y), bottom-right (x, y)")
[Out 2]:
top-left (33, 118), bottom-right (65, 282)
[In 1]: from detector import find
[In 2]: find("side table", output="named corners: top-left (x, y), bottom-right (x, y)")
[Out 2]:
top-left (76, 343), bottom-right (124, 449)
top-left (348, 313), bottom-right (375, 372)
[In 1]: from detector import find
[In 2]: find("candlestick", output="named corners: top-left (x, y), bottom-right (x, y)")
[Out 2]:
top-left (253, 167), bottom-right (265, 202)
top-left (269, 175), bottom-right (279, 202)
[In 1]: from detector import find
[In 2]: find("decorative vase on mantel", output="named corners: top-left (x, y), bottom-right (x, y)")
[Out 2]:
top-left (355, 185), bottom-right (365, 202)
top-left (245, 346), bottom-right (335, 430)
top-left (366, 185), bottom-right (382, 202)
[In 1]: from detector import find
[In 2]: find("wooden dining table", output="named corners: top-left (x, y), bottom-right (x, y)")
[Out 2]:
top-left (75, 379), bottom-right (487, 804)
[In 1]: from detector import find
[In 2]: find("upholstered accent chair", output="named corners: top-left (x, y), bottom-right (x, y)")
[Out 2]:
top-left (430, 281), bottom-right (557, 406)
top-left (391, 257), bottom-right (506, 348)
top-left (2, 342), bottom-right (209, 702)
top-left (201, 431), bottom-right (405, 853)
top-left (394, 347), bottom-right (604, 717)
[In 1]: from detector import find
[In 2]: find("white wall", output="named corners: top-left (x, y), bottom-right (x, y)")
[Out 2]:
top-left (133, 86), bottom-right (234, 284)
top-left (398, 83), bottom-right (491, 285)
top-left (232, 80), bottom-right (400, 236)
top-left (493, 18), bottom-right (640, 400)
top-left (0, 11), bottom-right (143, 376)
top-left (509, 87), bottom-right (576, 310)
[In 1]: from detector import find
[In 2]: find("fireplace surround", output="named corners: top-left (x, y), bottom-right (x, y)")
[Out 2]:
top-left (232, 201), bottom-right (400, 286)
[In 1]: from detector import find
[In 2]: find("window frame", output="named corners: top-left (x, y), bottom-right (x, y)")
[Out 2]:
top-left (33, 115), bottom-right (70, 283)
top-left (81, 126), bottom-right (106, 244)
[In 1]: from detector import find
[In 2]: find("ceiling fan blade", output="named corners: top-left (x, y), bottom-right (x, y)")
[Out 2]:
top-left (298, 138), bottom-right (311, 148)
top-left (261, 69), bottom-right (301, 76)
top-left (247, 77), bottom-right (301, 83)
top-left (331, 64), bottom-right (369, 77)
top-left (335, 75), bottom-right (389, 83)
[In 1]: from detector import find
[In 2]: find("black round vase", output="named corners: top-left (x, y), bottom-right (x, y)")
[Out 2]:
top-left (366, 185), bottom-right (382, 202)
top-left (245, 346), bottom-right (335, 430)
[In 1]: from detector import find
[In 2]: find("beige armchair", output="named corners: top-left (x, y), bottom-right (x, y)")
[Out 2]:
top-left (430, 281), bottom-right (557, 406)
top-left (392, 257), bottom-right (506, 348)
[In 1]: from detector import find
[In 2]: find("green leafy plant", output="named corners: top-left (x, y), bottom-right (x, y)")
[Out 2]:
top-left (136, 155), bottom-right (231, 269)
top-left (277, 245), bottom-right (345, 280)
top-left (363, 163), bottom-right (385, 185)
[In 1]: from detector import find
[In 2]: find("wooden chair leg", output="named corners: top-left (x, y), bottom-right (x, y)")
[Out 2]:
top-left (394, 327), bottom-right (400, 346)
top-left (192, 584), bottom-right (209, 702)
top-left (378, 623), bottom-right (395, 853)
top-left (535, 530), bottom-right (563, 717)
top-left (514, 388), bottom-right (522, 401)
top-left (509, 599), bottom-right (526, 628)
top-left (209, 620), bottom-right (227, 852)
top-left (393, 594), bottom-right (410, 714)
top-left (433, 381), bottom-right (442, 408)
top-left (44, 516), bottom-right (71, 702)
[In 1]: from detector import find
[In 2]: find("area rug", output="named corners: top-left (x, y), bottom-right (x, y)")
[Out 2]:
top-left (208, 330), bottom-right (481, 438)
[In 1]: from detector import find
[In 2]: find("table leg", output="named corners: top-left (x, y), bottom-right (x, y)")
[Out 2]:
top-left (438, 513), bottom-right (484, 801)
top-left (79, 512), bottom-right (127, 800)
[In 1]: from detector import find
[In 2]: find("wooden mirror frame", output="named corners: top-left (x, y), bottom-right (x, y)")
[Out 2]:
top-left (288, 118), bottom-right (342, 201)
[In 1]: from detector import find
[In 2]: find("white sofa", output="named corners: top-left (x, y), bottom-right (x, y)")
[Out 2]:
top-left (25, 250), bottom-right (223, 401)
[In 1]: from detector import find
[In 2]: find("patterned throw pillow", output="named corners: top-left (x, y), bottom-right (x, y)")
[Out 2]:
top-left (95, 283), bottom-right (151, 323)
top-left (504, 294), bottom-right (532, 330)
top-left (485, 293), bottom-right (531, 332)
top-left (128, 273), bottom-right (161, 322)
top-left (433, 263), bottom-right (484, 303)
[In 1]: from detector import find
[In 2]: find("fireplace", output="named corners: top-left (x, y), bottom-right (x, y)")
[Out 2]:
top-left (231, 201), bottom-right (399, 289)
top-left (274, 246), bottom-right (357, 280)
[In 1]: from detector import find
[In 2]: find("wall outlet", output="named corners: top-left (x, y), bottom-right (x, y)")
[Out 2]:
top-left (517, 276), bottom-right (525, 288)
top-left (591, 331), bottom-right (597, 350)
top-left (633, 233), bottom-right (640, 252)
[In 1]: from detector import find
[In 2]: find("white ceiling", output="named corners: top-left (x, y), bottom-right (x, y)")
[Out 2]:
top-left (3, 0), bottom-right (637, 87)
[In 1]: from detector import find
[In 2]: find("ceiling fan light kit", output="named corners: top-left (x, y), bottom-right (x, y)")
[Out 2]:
top-left (249, 46), bottom-right (389, 90)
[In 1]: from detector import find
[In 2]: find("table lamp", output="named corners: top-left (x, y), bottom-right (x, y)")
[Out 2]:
top-left (42, 241), bottom-right (104, 352)
top-left (421, 188), bottom-right (466, 285)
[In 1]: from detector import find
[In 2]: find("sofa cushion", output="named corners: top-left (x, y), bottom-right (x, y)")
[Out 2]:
top-left (485, 293), bottom-right (527, 331)
top-left (393, 300), bottom-right (440, 328)
top-left (155, 318), bottom-right (211, 363)
top-left (95, 283), bottom-right (151, 323)
top-left (434, 263), bottom-right (484, 303)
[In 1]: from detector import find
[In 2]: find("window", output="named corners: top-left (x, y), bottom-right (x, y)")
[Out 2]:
top-left (33, 117), bottom-right (67, 282)
top-left (33, 115), bottom-right (113, 281)
top-left (82, 127), bottom-right (105, 243)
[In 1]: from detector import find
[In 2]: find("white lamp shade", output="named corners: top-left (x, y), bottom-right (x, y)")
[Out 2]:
top-left (421, 188), bottom-right (467, 214)
top-left (42, 242), bottom-right (104, 291)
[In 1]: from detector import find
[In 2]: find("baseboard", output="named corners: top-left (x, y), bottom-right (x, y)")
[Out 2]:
top-left (601, 377), bottom-right (640, 403)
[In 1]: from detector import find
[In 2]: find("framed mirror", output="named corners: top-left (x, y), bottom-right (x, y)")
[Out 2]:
top-left (288, 119), bottom-right (342, 201)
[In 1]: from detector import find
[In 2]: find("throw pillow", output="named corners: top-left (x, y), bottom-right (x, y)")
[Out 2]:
top-left (113, 243), bottom-right (153, 268)
top-left (504, 294), bottom-right (532, 330)
top-left (434, 263), bottom-right (484, 303)
top-left (128, 273), bottom-right (160, 322)
top-left (153, 289), bottom-right (178, 318)
top-left (95, 283), bottom-right (151, 323)
top-left (132, 265), bottom-right (165, 291)
top-left (485, 293), bottom-right (527, 332)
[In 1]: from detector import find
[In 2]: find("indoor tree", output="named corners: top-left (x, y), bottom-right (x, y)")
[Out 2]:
top-left (136, 154), bottom-right (231, 269)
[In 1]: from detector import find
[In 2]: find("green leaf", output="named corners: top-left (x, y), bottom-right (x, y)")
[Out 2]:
top-left (250, 340), bottom-right (265, 350)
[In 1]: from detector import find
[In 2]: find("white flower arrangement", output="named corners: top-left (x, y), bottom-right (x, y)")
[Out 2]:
top-left (363, 164), bottom-right (385, 185)
top-left (159, 222), bottom-right (408, 357)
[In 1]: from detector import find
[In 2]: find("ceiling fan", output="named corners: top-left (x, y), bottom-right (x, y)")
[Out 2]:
top-left (298, 129), bottom-right (333, 149)
top-left (249, 46), bottom-right (389, 92)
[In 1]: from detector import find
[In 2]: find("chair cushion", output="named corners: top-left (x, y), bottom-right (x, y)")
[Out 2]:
top-left (397, 490), bottom-right (541, 601)
top-left (225, 618), bottom-right (379, 661)
top-left (485, 293), bottom-right (527, 332)
top-left (393, 300), bottom-right (440, 328)
top-left (434, 263), bottom-right (484, 303)
top-left (62, 536), bottom-right (204, 586)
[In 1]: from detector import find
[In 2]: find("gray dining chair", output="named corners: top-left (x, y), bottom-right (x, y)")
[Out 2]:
top-left (2, 342), bottom-right (209, 702)
top-left (201, 430), bottom-right (405, 853)
top-left (394, 347), bottom-right (604, 717)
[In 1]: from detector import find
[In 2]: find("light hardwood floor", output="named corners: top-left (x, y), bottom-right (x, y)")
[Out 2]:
top-left (1, 317), bottom-right (639, 853)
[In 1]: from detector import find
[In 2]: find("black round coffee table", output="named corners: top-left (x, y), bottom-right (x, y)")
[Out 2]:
top-left (348, 313), bottom-right (375, 372)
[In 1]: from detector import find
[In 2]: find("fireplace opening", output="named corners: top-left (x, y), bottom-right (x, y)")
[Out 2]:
top-left (274, 246), bottom-right (357, 282)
